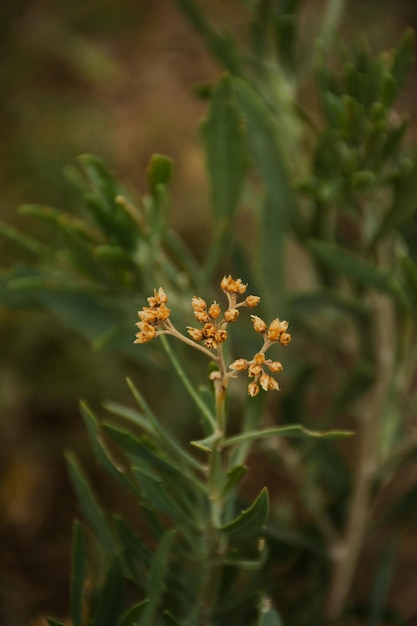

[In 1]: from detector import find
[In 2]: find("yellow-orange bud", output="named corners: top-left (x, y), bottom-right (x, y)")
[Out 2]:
top-left (230, 358), bottom-right (248, 371)
top-left (251, 315), bottom-right (267, 334)
top-left (248, 382), bottom-right (260, 397)
top-left (224, 308), bottom-right (239, 322)
top-left (215, 329), bottom-right (228, 343)
top-left (266, 360), bottom-right (283, 373)
top-left (279, 332), bottom-right (291, 346)
top-left (191, 296), bottom-right (207, 310)
top-left (208, 302), bottom-right (221, 319)
top-left (245, 295), bottom-right (260, 307)
top-left (187, 327), bottom-right (204, 341)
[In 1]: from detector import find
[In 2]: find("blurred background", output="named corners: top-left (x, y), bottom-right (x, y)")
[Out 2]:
top-left (0, 1), bottom-right (417, 624)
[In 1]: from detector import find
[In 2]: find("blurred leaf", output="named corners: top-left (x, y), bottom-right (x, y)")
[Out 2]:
top-left (19, 203), bottom-right (101, 243)
top-left (308, 239), bottom-right (403, 297)
top-left (92, 558), bottom-right (124, 626)
top-left (173, 0), bottom-right (241, 74)
top-left (141, 530), bottom-right (176, 626)
top-left (225, 425), bottom-right (354, 448)
top-left (81, 402), bottom-right (136, 494)
top-left (368, 536), bottom-right (398, 626)
top-left (131, 466), bottom-right (194, 529)
top-left (119, 600), bottom-right (149, 626)
top-left (160, 335), bottom-right (216, 430)
top-left (201, 74), bottom-right (246, 221)
top-left (390, 29), bottom-right (415, 95)
top-left (126, 377), bottom-right (205, 474)
top-left (400, 254), bottom-right (417, 312)
top-left (191, 431), bottom-right (222, 453)
top-left (0, 221), bottom-right (52, 258)
top-left (233, 77), bottom-right (299, 315)
top-left (220, 487), bottom-right (269, 538)
top-left (372, 149), bottom-right (417, 243)
top-left (47, 620), bottom-right (66, 626)
top-left (71, 521), bottom-right (86, 626)
top-left (66, 453), bottom-right (115, 550)
top-left (221, 464), bottom-right (248, 498)
top-left (162, 611), bottom-right (182, 626)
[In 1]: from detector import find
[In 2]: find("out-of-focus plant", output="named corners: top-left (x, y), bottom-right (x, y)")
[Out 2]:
top-left (2, 0), bottom-right (417, 624)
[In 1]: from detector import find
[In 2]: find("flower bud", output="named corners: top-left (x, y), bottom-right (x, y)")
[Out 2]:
top-left (230, 358), bottom-right (248, 371)
top-left (187, 327), bottom-right (204, 341)
top-left (266, 360), bottom-right (283, 373)
top-left (245, 295), bottom-right (260, 307)
top-left (224, 308), bottom-right (239, 322)
top-left (248, 382), bottom-right (260, 397)
top-left (251, 315), bottom-right (267, 334)
top-left (279, 332), bottom-right (291, 346)
top-left (208, 302), bottom-right (221, 319)
top-left (191, 296), bottom-right (207, 310)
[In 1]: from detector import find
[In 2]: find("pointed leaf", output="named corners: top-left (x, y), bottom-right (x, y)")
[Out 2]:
top-left (119, 600), bottom-right (149, 626)
top-left (92, 558), bottom-right (124, 626)
top-left (220, 487), bottom-right (269, 538)
top-left (201, 74), bottom-right (246, 221)
top-left (66, 453), bottom-right (115, 550)
top-left (221, 464), bottom-right (248, 498)
top-left (80, 402), bottom-right (135, 494)
top-left (141, 530), bottom-right (176, 626)
top-left (308, 239), bottom-right (403, 297)
top-left (225, 425), bottom-right (354, 448)
top-left (71, 521), bottom-right (86, 626)
top-left (47, 620), bottom-right (66, 626)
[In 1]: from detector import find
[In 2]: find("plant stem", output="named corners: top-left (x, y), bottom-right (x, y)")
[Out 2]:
top-left (325, 289), bottom-right (395, 620)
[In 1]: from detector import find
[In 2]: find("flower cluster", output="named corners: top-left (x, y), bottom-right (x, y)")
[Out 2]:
top-left (186, 275), bottom-right (260, 351)
top-left (134, 287), bottom-right (171, 344)
top-left (134, 276), bottom-right (291, 397)
top-left (230, 316), bottom-right (291, 397)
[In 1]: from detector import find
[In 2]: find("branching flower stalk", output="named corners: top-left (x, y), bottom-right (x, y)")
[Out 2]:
top-left (135, 275), bottom-right (291, 623)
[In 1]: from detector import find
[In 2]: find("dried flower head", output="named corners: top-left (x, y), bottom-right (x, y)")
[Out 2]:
top-left (221, 275), bottom-right (247, 295)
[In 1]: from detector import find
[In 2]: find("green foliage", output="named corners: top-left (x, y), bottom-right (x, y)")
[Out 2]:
top-left (1, 2), bottom-right (417, 625)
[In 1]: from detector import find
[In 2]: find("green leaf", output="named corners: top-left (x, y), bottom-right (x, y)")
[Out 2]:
top-left (0, 220), bottom-right (52, 258)
top-left (368, 536), bottom-right (399, 626)
top-left (71, 521), bottom-right (86, 626)
top-left (141, 530), bottom-right (176, 626)
top-left (80, 402), bottom-right (136, 494)
top-left (125, 377), bottom-right (205, 474)
top-left (92, 558), bottom-right (124, 626)
top-left (233, 77), bottom-right (299, 315)
top-left (390, 29), bottom-right (415, 94)
top-left (308, 239), bottom-right (402, 296)
top-left (172, 0), bottom-right (241, 74)
top-left (400, 253), bottom-right (417, 311)
top-left (191, 431), bottom-right (222, 453)
top-left (225, 425), bottom-right (354, 448)
top-left (221, 464), bottom-right (248, 498)
top-left (119, 600), bottom-right (149, 626)
top-left (47, 619), bottom-right (66, 626)
top-left (162, 611), bottom-right (182, 626)
top-left (373, 149), bottom-right (417, 242)
top-left (66, 453), bottom-right (115, 550)
top-left (160, 335), bottom-right (216, 431)
top-left (131, 467), bottom-right (193, 528)
top-left (201, 74), bottom-right (246, 221)
top-left (220, 487), bottom-right (269, 538)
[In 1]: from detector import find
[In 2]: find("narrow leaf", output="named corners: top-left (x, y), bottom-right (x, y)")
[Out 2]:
top-left (220, 487), bottom-right (269, 538)
top-left (308, 239), bottom-right (402, 296)
top-left (66, 453), bottom-right (115, 550)
top-left (141, 530), bottom-right (176, 626)
top-left (201, 74), bottom-right (246, 221)
top-left (71, 521), bottom-right (86, 626)
top-left (92, 558), bottom-right (124, 626)
top-left (225, 425), bottom-right (354, 448)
